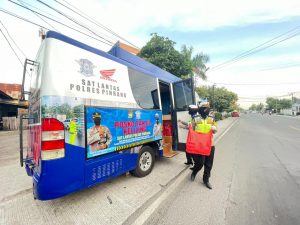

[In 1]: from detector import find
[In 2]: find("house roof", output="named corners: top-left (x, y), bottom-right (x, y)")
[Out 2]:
top-left (0, 90), bottom-right (13, 100)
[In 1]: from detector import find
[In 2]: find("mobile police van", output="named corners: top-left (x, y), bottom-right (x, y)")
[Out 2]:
top-left (20, 31), bottom-right (195, 200)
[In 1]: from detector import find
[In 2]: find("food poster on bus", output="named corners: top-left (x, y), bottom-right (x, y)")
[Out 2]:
top-left (86, 107), bottom-right (162, 158)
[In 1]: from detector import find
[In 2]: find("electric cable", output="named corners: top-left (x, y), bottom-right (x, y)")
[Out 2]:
top-left (213, 82), bottom-right (300, 86)
top-left (17, 0), bottom-right (59, 32)
top-left (0, 7), bottom-right (51, 30)
top-left (0, 19), bottom-right (27, 58)
top-left (34, 0), bottom-right (115, 45)
top-left (56, 0), bottom-right (139, 48)
top-left (52, 0), bottom-right (118, 43)
top-left (0, 28), bottom-right (24, 67)
top-left (209, 26), bottom-right (300, 72)
top-left (16, 0), bottom-right (86, 32)
top-left (6, 1), bottom-right (113, 46)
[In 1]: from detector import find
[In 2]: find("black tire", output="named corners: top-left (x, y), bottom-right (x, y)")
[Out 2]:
top-left (130, 146), bottom-right (155, 177)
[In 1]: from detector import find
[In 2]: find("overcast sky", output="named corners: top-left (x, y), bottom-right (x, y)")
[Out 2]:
top-left (1, 0), bottom-right (300, 108)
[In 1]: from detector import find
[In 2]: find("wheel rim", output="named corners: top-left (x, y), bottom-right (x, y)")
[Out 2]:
top-left (139, 152), bottom-right (152, 172)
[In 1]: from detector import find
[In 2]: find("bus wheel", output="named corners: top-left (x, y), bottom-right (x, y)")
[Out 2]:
top-left (130, 146), bottom-right (155, 177)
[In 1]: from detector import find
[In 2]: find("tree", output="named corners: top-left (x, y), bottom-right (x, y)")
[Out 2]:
top-left (138, 33), bottom-right (191, 77)
top-left (256, 103), bottom-right (264, 111)
top-left (192, 52), bottom-right (210, 80)
top-left (195, 85), bottom-right (238, 112)
top-left (181, 45), bottom-right (210, 80)
top-left (139, 34), bottom-right (210, 79)
top-left (266, 97), bottom-right (292, 112)
top-left (249, 104), bottom-right (257, 111)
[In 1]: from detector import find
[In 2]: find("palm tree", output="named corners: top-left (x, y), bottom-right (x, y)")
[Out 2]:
top-left (181, 45), bottom-right (210, 81)
top-left (192, 53), bottom-right (209, 80)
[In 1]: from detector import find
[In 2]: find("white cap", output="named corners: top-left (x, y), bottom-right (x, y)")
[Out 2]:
top-left (198, 99), bottom-right (210, 108)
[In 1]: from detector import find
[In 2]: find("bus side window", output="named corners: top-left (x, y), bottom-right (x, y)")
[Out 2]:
top-left (173, 80), bottom-right (193, 111)
top-left (128, 68), bottom-right (159, 110)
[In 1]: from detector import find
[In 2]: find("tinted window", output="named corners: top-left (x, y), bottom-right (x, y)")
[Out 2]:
top-left (128, 68), bottom-right (159, 109)
top-left (173, 79), bottom-right (193, 111)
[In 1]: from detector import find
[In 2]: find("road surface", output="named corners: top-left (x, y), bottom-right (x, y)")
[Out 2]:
top-left (145, 114), bottom-right (300, 225)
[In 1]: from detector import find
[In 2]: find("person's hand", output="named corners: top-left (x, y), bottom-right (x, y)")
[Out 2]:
top-left (99, 143), bottom-right (107, 149)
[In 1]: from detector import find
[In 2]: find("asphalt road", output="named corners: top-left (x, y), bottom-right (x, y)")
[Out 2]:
top-left (145, 114), bottom-right (300, 225)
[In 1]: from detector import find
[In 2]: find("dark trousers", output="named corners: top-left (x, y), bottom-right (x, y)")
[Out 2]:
top-left (186, 152), bottom-right (193, 164)
top-left (191, 146), bottom-right (215, 182)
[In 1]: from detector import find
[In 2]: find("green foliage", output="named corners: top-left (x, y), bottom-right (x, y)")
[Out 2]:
top-left (249, 103), bottom-right (264, 111)
top-left (195, 85), bottom-right (238, 113)
top-left (214, 112), bottom-right (223, 121)
top-left (138, 34), bottom-right (209, 79)
top-left (138, 33), bottom-right (191, 77)
top-left (266, 97), bottom-right (292, 112)
top-left (191, 52), bottom-right (209, 80)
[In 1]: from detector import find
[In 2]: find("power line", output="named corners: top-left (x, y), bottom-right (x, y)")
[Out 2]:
top-left (206, 80), bottom-right (300, 86)
top-left (0, 28), bottom-right (24, 68)
top-left (209, 26), bottom-right (300, 72)
top-left (0, 7), bottom-right (51, 30)
top-left (0, 19), bottom-right (27, 58)
top-left (34, 0), bottom-right (115, 45)
top-left (214, 82), bottom-right (300, 86)
top-left (257, 63), bottom-right (300, 72)
top-left (7, 1), bottom-right (113, 46)
top-left (17, 0), bottom-right (59, 32)
top-left (56, 0), bottom-right (139, 48)
top-left (53, 0), bottom-right (118, 43)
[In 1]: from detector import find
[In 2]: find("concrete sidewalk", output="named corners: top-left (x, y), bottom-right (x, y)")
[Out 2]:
top-left (0, 117), bottom-right (237, 225)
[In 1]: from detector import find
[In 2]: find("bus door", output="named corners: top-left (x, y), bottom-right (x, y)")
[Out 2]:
top-left (158, 80), bottom-right (176, 157)
top-left (171, 78), bottom-right (194, 151)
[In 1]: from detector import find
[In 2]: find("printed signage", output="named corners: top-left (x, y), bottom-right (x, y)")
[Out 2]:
top-left (86, 107), bottom-right (162, 158)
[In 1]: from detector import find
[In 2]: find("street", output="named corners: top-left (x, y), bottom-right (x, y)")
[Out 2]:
top-left (145, 114), bottom-right (300, 225)
top-left (1, 115), bottom-right (300, 225)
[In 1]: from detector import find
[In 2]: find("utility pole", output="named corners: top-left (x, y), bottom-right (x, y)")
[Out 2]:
top-left (39, 28), bottom-right (45, 42)
top-left (291, 92), bottom-right (294, 104)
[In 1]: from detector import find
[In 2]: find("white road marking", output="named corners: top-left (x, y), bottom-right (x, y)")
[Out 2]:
top-left (290, 126), bottom-right (300, 132)
top-left (131, 120), bottom-right (237, 225)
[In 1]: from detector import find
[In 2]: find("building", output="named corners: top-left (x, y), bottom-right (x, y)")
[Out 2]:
top-left (0, 83), bottom-right (22, 99)
top-left (292, 100), bottom-right (300, 116)
top-left (0, 83), bottom-right (28, 130)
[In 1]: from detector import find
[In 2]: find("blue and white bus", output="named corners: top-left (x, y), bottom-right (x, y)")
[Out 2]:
top-left (20, 31), bottom-right (195, 200)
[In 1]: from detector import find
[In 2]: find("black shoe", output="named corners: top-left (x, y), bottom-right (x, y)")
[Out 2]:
top-left (191, 173), bottom-right (196, 181)
top-left (184, 162), bottom-right (193, 165)
top-left (204, 181), bottom-right (212, 189)
top-left (189, 167), bottom-right (194, 171)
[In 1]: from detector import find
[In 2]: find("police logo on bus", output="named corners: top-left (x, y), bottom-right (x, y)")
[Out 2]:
top-left (76, 58), bottom-right (96, 77)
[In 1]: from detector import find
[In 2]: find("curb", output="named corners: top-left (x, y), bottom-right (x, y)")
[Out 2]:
top-left (125, 118), bottom-right (238, 225)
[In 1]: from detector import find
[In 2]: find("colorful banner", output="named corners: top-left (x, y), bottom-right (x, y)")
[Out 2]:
top-left (86, 107), bottom-right (162, 158)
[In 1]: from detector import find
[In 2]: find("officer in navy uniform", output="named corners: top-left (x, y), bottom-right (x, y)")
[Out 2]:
top-left (190, 100), bottom-right (217, 189)
top-left (87, 112), bottom-right (112, 152)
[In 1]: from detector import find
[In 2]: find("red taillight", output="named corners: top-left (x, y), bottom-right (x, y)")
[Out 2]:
top-left (42, 140), bottom-right (64, 150)
top-left (42, 118), bottom-right (64, 131)
top-left (41, 118), bottom-right (65, 160)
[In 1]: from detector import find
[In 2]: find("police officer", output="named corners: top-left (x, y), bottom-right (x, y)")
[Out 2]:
top-left (87, 112), bottom-right (112, 152)
top-left (190, 100), bottom-right (217, 189)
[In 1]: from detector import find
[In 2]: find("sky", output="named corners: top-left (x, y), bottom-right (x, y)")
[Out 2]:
top-left (0, 0), bottom-right (300, 108)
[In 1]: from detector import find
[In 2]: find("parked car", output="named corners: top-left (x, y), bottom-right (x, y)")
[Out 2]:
top-left (231, 111), bottom-right (240, 117)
